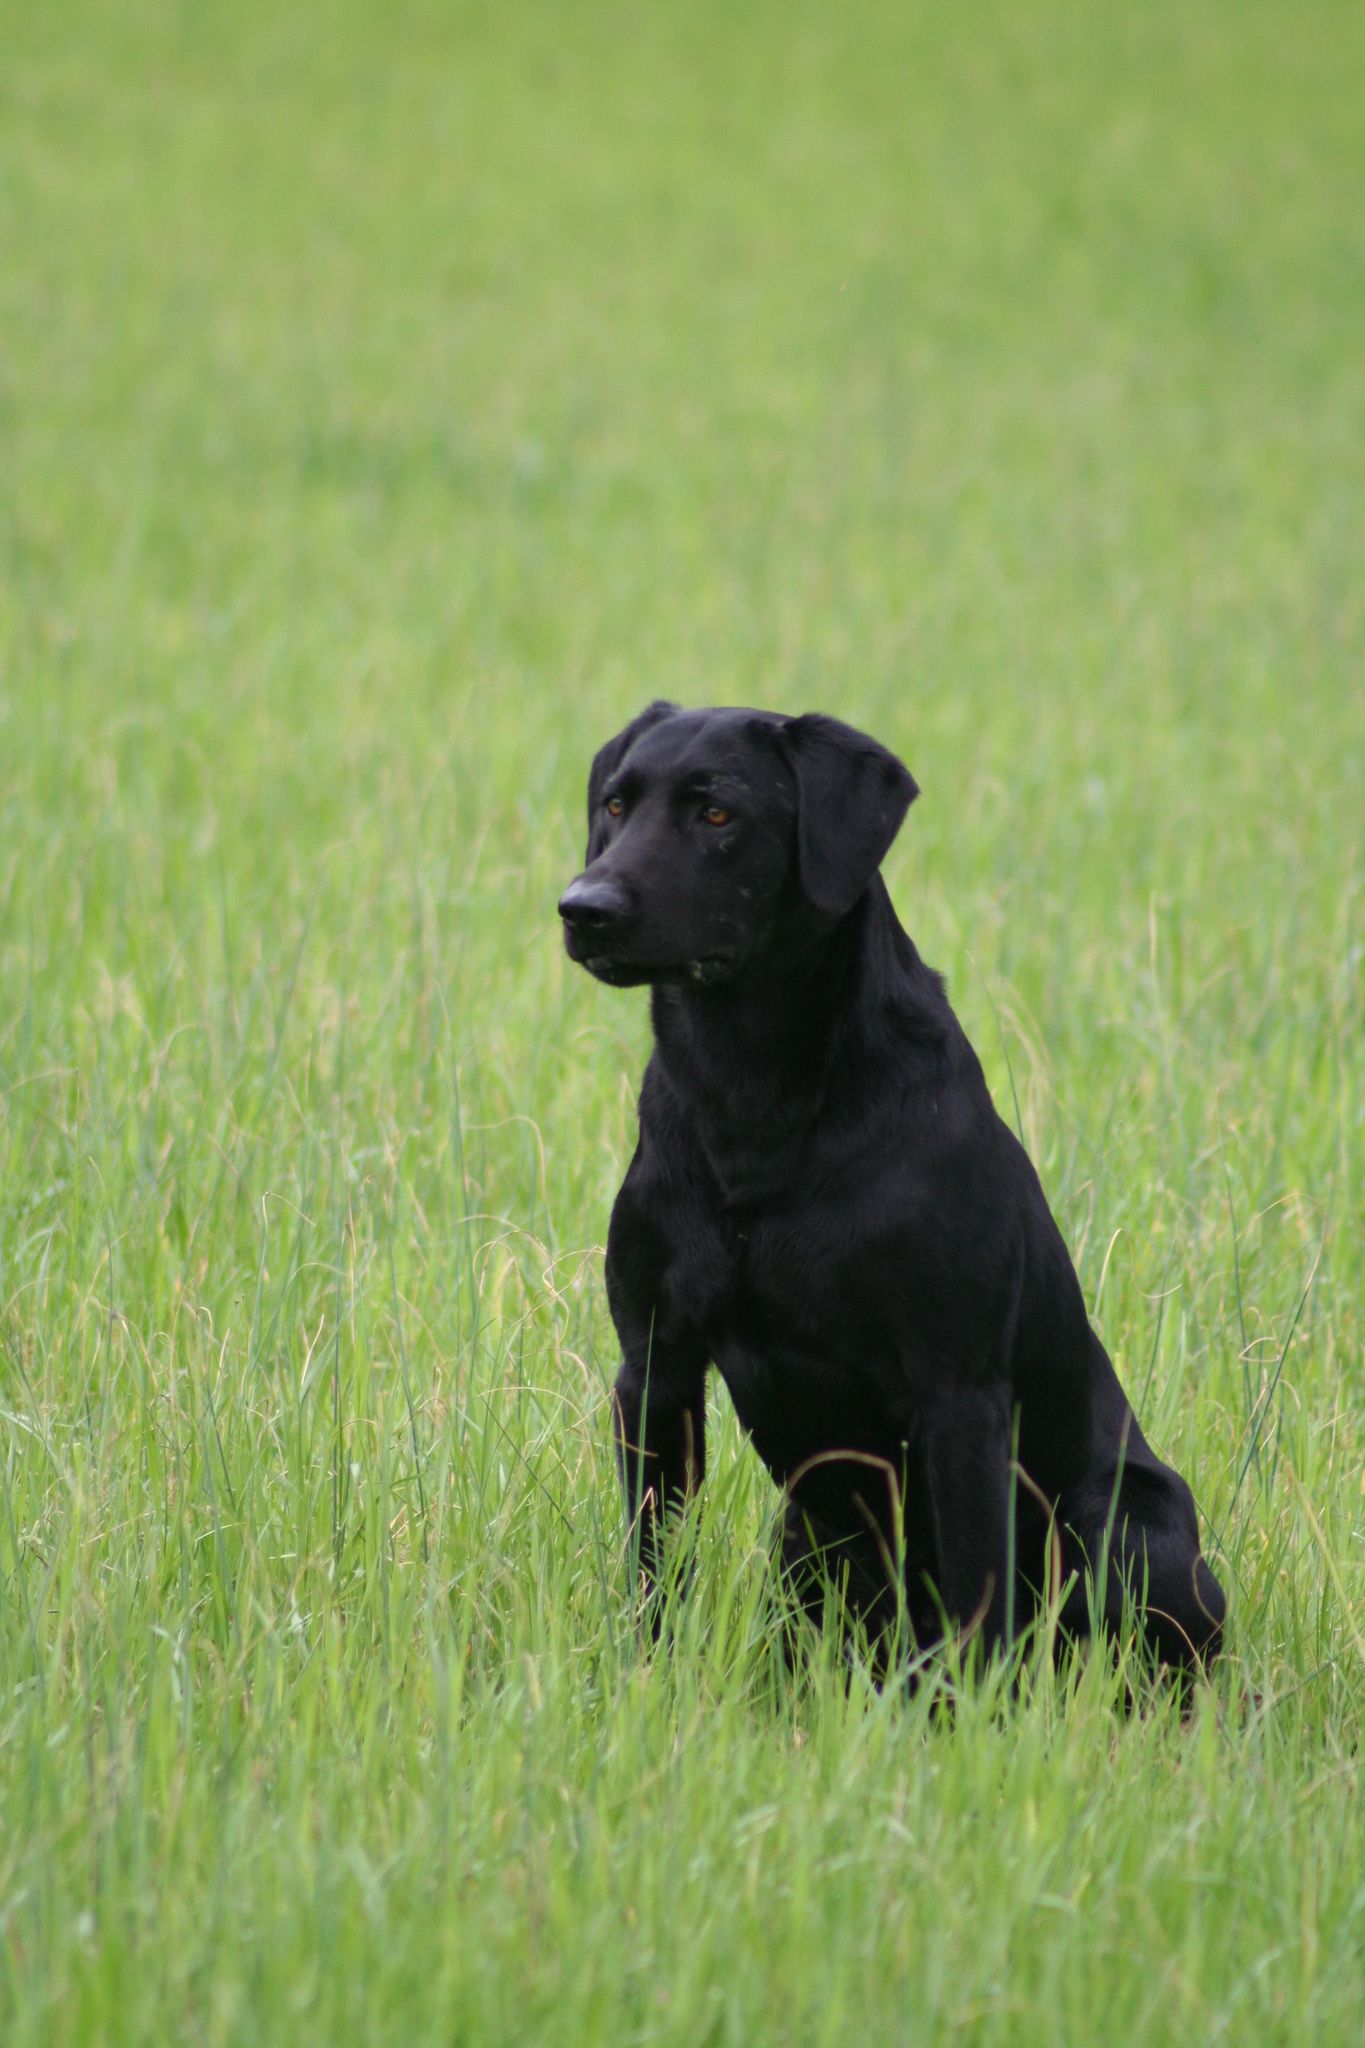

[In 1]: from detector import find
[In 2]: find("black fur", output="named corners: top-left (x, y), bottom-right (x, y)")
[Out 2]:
top-left (559, 705), bottom-right (1225, 1676)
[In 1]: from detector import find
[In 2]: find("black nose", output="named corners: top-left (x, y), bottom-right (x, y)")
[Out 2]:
top-left (558, 874), bottom-right (630, 933)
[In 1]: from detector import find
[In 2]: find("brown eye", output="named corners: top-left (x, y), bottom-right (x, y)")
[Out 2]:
top-left (702, 805), bottom-right (731, 827)
top-left (605, 796), bottom-right (624, 817)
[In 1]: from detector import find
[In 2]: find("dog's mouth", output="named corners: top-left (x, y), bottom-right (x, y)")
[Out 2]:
top-left (579, 954), bottom-right (650, 987)
top-left (678, 954), bottom-right (734, 987)
top-left (570, 945), bottom-right (737, 989)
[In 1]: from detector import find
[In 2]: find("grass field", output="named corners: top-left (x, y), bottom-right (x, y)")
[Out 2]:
top-left (2, 1), bottom-right (1362, 2040)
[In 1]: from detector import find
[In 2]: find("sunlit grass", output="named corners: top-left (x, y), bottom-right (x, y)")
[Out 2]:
top-left (1, 1), bottom-right (1361, 2041)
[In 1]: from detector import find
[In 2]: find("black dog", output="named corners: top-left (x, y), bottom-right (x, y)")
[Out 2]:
top-left (559, 704), bottom-right (1225, 1676)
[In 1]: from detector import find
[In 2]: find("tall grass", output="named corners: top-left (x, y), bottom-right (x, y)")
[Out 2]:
top-left (1, 1), bottom-right (1361, 2040)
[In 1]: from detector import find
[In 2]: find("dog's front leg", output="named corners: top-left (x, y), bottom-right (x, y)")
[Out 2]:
top-left (612, 1346), bottom-right (708, 1628)
top-left (919, 1385), bottom-right (1014, 1667)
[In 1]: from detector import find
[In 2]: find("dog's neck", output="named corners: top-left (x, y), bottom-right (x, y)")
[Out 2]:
top-left (648, 877), bottom-right (951, 1206)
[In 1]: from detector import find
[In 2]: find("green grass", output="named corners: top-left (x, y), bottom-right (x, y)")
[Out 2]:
top-left (1, 0), bottom-right (1362, 2040)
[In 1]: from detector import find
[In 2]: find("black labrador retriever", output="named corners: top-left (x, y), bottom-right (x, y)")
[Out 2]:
top-left (559, 703), bottom-right (1225, 1676)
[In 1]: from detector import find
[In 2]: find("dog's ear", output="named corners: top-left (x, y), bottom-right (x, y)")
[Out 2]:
top-left (585, 700), bottom-right (679, 859)
top-left (779, 714), bottom-right (918, 917)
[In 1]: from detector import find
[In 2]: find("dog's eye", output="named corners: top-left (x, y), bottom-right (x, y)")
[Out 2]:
top-left (701, 806), bottom-right (732, 827)
top-left (605, 796), bottom-right (624, 817)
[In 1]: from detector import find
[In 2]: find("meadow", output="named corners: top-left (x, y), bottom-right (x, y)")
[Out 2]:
top-left (1, 1), bottom-right (1362, 2040)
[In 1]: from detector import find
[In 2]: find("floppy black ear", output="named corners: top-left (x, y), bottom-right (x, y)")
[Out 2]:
top-left (585, 700), bottom-right (679, 859)
top-left (779, 714), bottom-right (918, 916)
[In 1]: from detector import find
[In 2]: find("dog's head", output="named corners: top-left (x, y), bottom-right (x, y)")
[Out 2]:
top-left (558, 703), bottom-right (917, 988)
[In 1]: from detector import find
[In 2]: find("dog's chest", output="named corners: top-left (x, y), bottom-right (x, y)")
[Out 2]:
top-left (702, 1210), bottom-right (904, 1472)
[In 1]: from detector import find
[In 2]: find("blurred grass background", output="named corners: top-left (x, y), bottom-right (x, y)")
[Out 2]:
top-left (1, 1), bottom-right (1362, 2042)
